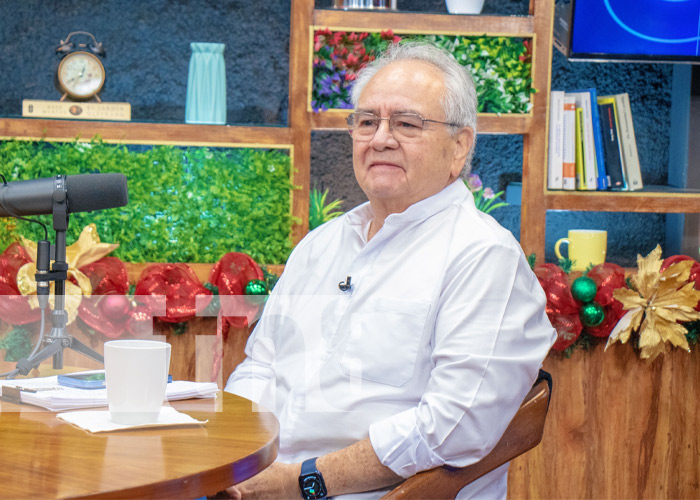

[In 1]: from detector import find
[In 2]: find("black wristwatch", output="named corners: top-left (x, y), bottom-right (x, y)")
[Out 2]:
top-left (298, 457), bottom-right (328, 499)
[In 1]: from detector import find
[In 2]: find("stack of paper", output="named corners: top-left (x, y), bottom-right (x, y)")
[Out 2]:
top-left (0, 374), bottom-right (218, 412)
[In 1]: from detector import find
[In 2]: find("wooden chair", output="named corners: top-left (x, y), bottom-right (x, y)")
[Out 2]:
top-left (380, 370), bottom-right (552, 500)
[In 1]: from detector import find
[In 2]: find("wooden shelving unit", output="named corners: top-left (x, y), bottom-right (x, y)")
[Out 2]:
top-left (4, 0), bottom-right (700, 260)
top-left (296, 1), bottom-right (555, 259)
top-left (297, 1), bottom-right (700, 260)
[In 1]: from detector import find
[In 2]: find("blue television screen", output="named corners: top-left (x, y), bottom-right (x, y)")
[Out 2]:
top-left (569, 0), bottom-right (700, 62)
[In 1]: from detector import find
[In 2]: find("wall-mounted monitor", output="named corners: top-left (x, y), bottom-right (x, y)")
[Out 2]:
top-left (553, 0), bottom-right (700, 64)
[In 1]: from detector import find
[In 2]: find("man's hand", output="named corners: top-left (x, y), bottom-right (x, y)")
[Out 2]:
top-left (225, 462), bottom-right (301, 500)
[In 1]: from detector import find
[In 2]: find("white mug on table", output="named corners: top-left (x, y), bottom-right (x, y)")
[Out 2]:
top-left (104, 339), bottom-right (171, 425)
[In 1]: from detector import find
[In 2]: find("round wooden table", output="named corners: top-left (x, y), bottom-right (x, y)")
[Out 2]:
top-left (0, 392), bottom-right (279, 499)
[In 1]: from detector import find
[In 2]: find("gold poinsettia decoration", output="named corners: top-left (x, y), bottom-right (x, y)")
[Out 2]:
top-left (15, 224), bottom-right (119, 324)
top-left (607, 245), bottom-right (700, 361)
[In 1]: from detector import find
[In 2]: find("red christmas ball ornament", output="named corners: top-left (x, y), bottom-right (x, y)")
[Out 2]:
top-left (126, 305), bottom-right (155, 337)
top-left (99, 295), bottom-right (131, 321)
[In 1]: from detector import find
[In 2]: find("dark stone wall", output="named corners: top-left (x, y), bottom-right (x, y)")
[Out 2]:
top-left (0, 0), bottom-right (290, 124)
top-left (0, 0), bottom-right (674, 266)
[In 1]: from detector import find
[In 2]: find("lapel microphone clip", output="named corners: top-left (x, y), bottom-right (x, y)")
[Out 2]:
top-left (338, 276), bottom-right (352, 292)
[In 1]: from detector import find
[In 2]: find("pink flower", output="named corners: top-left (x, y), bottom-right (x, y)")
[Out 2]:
top-left (466, 173), bottom-right (482, 192)
top-left (483, 187), bottom-right (495, 199)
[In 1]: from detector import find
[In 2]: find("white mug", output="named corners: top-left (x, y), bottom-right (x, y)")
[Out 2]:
top-left (104, 340), bottom-right (171, 425)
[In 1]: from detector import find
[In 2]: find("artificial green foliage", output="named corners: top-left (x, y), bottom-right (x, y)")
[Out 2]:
top-left (557, 258), bottom-right (574, 274)
top-left (0, 139), bottom-right (295, 264)
top-left (0, 328), bottom-right (33, 362)
top-left (684, 319), bottom-right (700, 345)
top-left (262, 266), bottom-right (280, 292)
top-left (428, 35), bottom-right (533, 114)
top-left (562, 332), bottom-right (595, 358)
top-left (309, 188), bottom-right (344, 231)
top-left (312, 30), bottom-right (533, 114)
top-left (527, 253), bottom-right (537, 270)
top-left (172, 322), bottom-right (188, 336)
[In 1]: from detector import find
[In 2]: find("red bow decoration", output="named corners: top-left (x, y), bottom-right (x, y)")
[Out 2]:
top-left (535, 262), bottom-right (629, 351)
top-left (585, 263), bottom-right (627, 337)
top-left (134, 263), bottom-right (212, 323)
top-left (534, 263), bottom-right (582, 351)
top-left (208, 252), bottom-right (266, 382)
top-left (209, 252), bottom-right (265, 331)
top-left (76, 257), bottom-right (157, 339)
top-left (0, 243), bottom-right (41, 325)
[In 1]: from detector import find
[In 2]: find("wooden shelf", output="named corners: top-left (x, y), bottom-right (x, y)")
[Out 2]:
top-left (313, 9), bottom-right (535, 36)
top-left (0, 117), bottom-right (293, 148)
top-left (310, 109), bottom-right (532, 134)
top-left (545, 186), bottom-right (700, 213)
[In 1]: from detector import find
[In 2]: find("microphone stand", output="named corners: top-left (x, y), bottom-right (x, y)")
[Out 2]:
top-left (8, 185), bottom-right (104, 378)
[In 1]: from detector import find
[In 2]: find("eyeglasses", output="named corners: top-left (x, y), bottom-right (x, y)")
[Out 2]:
top-left (346, 111), bottom-right (461, 142)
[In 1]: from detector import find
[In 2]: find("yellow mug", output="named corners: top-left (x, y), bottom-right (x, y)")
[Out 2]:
top-left (554, 230), bottom-right (607, 271)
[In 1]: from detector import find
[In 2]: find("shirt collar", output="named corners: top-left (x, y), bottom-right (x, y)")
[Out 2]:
top-left (346, 179), bottom-right (472, 228)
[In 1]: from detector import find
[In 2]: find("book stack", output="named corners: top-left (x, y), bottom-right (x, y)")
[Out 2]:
top-left (547, 90), bottom-right (642, 191)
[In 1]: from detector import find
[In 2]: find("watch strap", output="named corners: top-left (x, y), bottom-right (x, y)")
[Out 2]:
top-left (301, 457), bottom-right (319, 475)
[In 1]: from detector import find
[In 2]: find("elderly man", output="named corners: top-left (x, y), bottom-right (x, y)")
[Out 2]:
top-left (224, 41), bottom-right (556, 500)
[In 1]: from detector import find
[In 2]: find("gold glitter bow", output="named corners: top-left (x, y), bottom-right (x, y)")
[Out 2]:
top-left (607, 245), bottom-right (700, 361)
top-left (16, 224), bottom-right (119, 324)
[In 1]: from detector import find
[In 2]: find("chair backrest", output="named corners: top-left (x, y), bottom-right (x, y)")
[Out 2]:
top-left (380, 370), bottom-right (552, 500)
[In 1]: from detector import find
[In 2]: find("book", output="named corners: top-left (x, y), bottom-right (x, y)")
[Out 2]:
top-left (562, 96), bottom-right (577, 190)
top-left (567, 91), bottom-right (597, 190)
top-left (597, 96), bottom-right (626, 190)
top-left (0, 372), bottom-right (219, 412)
top-left (575, 107), bottom-right (586, 189)
top-left (547, 90), bottom-right (565, 189)
top-left (579, 88), bottom-right (609, 190)
top-left (615, 93), bottom-right (643, 191)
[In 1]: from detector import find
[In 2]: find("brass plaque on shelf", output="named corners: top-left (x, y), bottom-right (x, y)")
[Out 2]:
top-left (22, 100), bottom-right (131, 121)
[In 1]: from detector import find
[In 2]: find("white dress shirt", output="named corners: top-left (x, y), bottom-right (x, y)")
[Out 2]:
top-left (226, 180), bottom-right (556, 499)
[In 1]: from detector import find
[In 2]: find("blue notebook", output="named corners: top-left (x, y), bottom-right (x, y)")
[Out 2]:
top-left (572, 88), bottom-right (608, 190)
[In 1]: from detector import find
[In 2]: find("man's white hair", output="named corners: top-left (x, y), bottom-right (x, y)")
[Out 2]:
top-left (350, 41), bottom-right (478, 172)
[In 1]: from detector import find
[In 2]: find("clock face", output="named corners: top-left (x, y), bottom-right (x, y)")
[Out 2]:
top-left (57, 51), bottom-right (105, 99)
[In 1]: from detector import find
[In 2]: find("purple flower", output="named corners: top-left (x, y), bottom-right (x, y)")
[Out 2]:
top-left (483, 187), bottom-right (495, 199)
top-left (466, 173), bottom-right (482, 192)
top-left (318, 74), bottom-right (336, 97)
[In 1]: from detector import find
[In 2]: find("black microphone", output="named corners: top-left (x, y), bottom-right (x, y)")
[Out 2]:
top-left (338, 276), bottom-right (352, 292)
top-left (0, 173), bottom-right (128, 217)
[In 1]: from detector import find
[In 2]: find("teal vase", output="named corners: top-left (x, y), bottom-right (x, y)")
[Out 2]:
top-left (185, 42), bottom-right (226, 125)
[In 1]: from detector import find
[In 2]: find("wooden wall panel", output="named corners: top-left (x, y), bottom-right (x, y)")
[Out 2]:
top-left (508, 343), bottom-right (700, 499)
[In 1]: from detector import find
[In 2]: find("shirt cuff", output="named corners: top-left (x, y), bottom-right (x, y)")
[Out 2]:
top-left (369, 408), bottom-right (445, 478)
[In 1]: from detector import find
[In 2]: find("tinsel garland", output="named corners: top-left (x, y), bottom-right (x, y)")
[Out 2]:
top-left (0, 227), bottom-right (272, 366)
top-left (534, 262), bottom-right (627, 352)
top-left (534, 247), bottom-right (700, 360)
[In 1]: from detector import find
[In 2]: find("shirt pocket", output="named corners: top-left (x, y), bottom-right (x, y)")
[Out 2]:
top-left (340, 298), bottom-right (431, 387)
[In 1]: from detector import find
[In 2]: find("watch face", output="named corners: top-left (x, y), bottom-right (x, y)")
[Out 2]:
top-left (300, 475), bottom-right (327, 499)
top-left (58, 51), bottom-right (105, 99)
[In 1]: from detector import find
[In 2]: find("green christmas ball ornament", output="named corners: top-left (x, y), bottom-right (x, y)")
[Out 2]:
top-left (580, 301), bottom-right (605, 327)
top-left (245, 279), bottom-right (269, 296)
top-left (571, 276), bottom-right (597, 303)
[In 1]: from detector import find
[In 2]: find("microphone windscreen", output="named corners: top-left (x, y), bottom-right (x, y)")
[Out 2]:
top-left (66, 173), bottom-right (129, 213)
